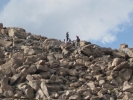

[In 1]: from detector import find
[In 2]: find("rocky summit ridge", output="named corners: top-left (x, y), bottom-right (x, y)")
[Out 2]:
top-left (0, 23), bottom-right (133, 100)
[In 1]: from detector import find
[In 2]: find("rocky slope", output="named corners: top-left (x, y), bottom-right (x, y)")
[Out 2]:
top-left (0, 23), bottom-right (133, 100)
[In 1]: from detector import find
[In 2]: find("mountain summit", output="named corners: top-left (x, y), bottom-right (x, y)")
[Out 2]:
top-left (0, 23), bottom-right (133, 99)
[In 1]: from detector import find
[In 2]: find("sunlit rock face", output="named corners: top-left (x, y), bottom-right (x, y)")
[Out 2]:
top-left (0, 23), bottom-right (133, 99)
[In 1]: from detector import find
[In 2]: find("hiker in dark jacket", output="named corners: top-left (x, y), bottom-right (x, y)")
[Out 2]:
top-left (76, 36), bottom-right (80, 46)
top-left (66, 32), bottom-right (69, 42)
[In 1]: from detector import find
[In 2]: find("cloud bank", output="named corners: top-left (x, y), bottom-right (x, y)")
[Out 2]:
top-left (0, 0), bottom-right (133, 43)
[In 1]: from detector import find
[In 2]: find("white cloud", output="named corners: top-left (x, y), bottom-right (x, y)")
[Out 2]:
top-left (0, 0), bottom-right (133, 43)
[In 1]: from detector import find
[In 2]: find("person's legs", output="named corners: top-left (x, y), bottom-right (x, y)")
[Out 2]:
top-left (77, 42), bottom-right (79, 46)
top-left (66, 36), bottom-right (68, 41)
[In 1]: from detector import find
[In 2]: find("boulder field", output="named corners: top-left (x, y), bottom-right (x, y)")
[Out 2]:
top-left (0, 23), bottom-right (133, 100)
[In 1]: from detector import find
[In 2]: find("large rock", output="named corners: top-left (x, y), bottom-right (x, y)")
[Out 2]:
top-left (10, 73), bottom-right (21, 85)
top-left (119, 44), bottom-right (128, 51)
top-left (119, 68), bottom-right (132, 81)
top-left (40, 80), bottom-right (50, 99)
top-left (63, 43), bottom-right (73, 50)
top-left (112, 50), bottom-right (126, 58)
top-left (36, 88), bottom-right (48, 100)
top-left (23, 47), bottom-right (42, 56)
top-left (12, 52), bottom-right (24, 60)
top-left (123, 48), bottom-right (133, 58)
top-left (81, 44), bottom-right (102, 57)
top-left (123, 81), bottom-right (133, 93)
top-left (2, 24), bottom-right (133, 99)
top-left (100, 47), bottom-right (112, 55)
top-left (68, 69), bottom-right (78, 76)
top-left (24, 87), bottom-right (34, 98)
top-left (87, 81), bottom-right (96, 91)
top-left (0, 48), bottom-right (4, 58)
top-left (36, 64), bottom-right (48, 71)
top-left (27, 64), bottom-right (37, 74)
top-left (1, 28), bottom-right (8, 35)
top-left (0, 58), bottom-right (22, 77)
top-left (0, 23), bottom-right (3, 30)
top-left (8, 28), bottom-right (26, 39)
top-left (81, 44), bottom-right (92, 56)
top-left (1, 76), bottom-right (13, 91)
top-left (62, 48), bottom-right (70, 56)
top-left (113, 61), bottom-right (129, 71)
top-left (0, 39), bottom-right (12, 47)
top-left (3, 90), bottom-right (14, 98)
top-left (54, 53), bottom-right (63, 60)
top-left (42, 38), bottom-right (61, 50)
top-left (69, 94), bottom-right (81, 100)
top-left (112, 58), bottom-right (124, 67)
top-left (24, 56), bottom-right (36, 65)
top-left (122, 94), bottom-right (133, 100)
top-left (28, 80), bottom-right (41, 91)
top-left (80, 40), bottom-right (91, 47)
top-left (17, 83), bottom-right (34, 98)
top-left (47, 55), bottom-right (60, 68)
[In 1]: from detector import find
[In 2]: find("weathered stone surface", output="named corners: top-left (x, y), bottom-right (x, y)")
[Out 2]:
top-left (27, 64), bottom-right (37, 74)
top-left (40, 80), bottom-right (50, 99)
top-left (10, 73), bottom-right (21, 85)
top-left (3, 90), bottom-right (14, 97)
top-left (81, 44), bottom-right (92, 56)
top-left (119, 44), bottom-right (128, 51)
top-left (119, 68), bottom-right (132, 81)
top-left (87, 81), bottom-right (96, 91)
top-left (8, 28), bottom-right (26, 39)
top-left (1, 28), bottom-right (8, 35)
top-left (69, 94), bottom-right (81, 100)
top-left (24, 47), bottom-right (42, 55)
top-left (0, 58), bottom-right (22, 77)
top-left (28, 80), bottom-right (41, 91)
top-left (0, 39), bottom-right (12, 47)
top-left (1, 76), bottom-right (13, 91)
top-left (0, 48), bottom-right (4, 58)
top-left (14, 90), bottom-right (23, 97)
top-left (113, 61), bottom-right (129, 71)
top-left (112, 58), bottom-right (124, 67)
top-left (54, 53), bottom-right (63, 60)
top-left (123, 48), bottom-right (133, 58)
top-left (42, 38), bottom-right (61, 50)
top-left (24, 87), bottom-right (34, 98)
top-left (112, 50), bottom-right (126, 58)
top-left (68, 69), bottom-right (78, 76)
top-left (80, 40), bottom-right (91, 47)
top-left (0, 23), bottom-right (3, 30)
top-left (122, 94), bottom-right (133, 100)
top-left (100, 47), bottom-right (112, 55)
top-left (0, 25), bottom-right (133, 99)
top-left (36, 64), bottom-right (48, 71)
top-left (123, 81), bottom-right (133, 93)
top-left (35, 88), bottom-right (48, 100)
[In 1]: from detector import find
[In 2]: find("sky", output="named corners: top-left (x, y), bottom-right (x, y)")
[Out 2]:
top-left (0, 0), bottom-right (133, 49)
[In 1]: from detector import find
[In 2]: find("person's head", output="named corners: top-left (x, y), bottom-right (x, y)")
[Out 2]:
top-left (66, 32), bottom-right (69, 34)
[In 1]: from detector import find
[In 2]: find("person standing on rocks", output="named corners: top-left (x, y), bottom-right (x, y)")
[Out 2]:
top-left (76, 36), bottom-right (80, 47)
top-left (66, 32), bottom-right (69, 42)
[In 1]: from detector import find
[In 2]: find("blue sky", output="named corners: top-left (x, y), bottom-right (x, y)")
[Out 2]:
top-left (0, 0), bottom-right (9, 11)
top-left (0, 0), bottom-right (133, 49)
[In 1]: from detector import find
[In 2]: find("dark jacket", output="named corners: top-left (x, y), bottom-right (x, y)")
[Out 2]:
top-left (76, 36), bottom-right (80, 42)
